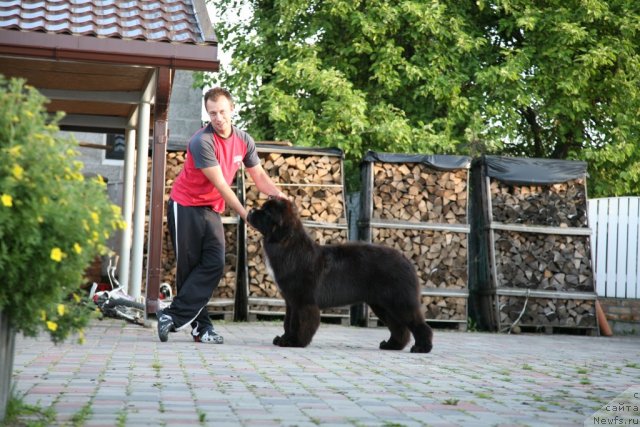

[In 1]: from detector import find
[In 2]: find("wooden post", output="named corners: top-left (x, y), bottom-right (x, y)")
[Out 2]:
top-left (145, 67), bottom-right (172, 315)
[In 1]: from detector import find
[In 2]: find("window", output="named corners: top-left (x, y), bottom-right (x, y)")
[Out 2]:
top-left (105, 133), bottom-right (125, 161)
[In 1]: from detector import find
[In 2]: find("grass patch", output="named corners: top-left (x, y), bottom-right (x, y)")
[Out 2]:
top-left (4, 391), bottom-right (56, 426)
top-left (443, 398), bottom-right (459, 406)
top-left (198, 409), bottom-right (207, 424)
top-left (70, 403), bottom-right (92, 427)
top-left (116, 409), bottom-right (127, 427)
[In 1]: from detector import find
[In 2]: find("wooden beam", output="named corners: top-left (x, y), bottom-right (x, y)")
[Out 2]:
top-left (40, 89), bottom-right (142, 104)
top-left (145, 67), bottom-right (172, 315)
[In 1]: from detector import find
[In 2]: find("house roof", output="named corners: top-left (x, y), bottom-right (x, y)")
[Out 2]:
top-left (0, 0), bottom-right (218, 133)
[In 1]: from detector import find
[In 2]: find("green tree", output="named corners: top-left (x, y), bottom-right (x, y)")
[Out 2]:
top-left (201, 0), bottom-right (640, 195)
top-left (0, 76), bottom-right (125, 343)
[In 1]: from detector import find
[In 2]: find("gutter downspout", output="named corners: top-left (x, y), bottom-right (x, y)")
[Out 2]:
top-left (129, 70), bottom-right (156, 299)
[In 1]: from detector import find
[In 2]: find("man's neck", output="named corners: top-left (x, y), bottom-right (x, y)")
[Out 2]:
top-left (213, 124), bottom-right (233, 139)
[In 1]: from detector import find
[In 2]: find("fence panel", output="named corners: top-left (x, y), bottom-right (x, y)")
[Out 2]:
top-left (588, 197), bottom-right (640, 299)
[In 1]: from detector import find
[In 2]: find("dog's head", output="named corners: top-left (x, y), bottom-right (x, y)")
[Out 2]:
top-left (247, 197), bottom-right (300, 242)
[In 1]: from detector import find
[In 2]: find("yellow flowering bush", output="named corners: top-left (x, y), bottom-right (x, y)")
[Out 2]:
top-left (0, 75), bottom-right (125, 343)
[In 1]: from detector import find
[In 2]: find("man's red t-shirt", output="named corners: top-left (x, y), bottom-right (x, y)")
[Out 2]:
top-left (170, 124), bottom-right (260, 213)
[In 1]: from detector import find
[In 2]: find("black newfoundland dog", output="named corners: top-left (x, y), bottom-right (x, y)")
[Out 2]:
top-left (247, 198), bottom-right (433, 353)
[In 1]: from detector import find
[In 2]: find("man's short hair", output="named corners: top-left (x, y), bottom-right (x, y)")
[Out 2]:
top-left (204, 87), bottom-right (234, 108)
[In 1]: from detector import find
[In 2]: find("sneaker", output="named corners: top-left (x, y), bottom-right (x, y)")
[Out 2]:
top-left (157, 309), bottom-right (175, 342)
top-left (192, 326), bottom-right (224, 344)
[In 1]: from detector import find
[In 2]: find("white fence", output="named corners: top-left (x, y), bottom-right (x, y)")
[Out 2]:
top-left (588, 197), bottom-right (640, 299)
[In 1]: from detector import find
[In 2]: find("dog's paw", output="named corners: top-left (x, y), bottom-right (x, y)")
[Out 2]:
top-left (379, 340), bottom-right (403, 351)
top-left (274, 336), bottom-right (305, 347)
top-left (410, 344), bottom-right (432, 353)
top-left (273, 335), bottom-right (282, 345)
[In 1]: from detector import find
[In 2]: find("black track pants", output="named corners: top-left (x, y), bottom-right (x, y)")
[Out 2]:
top-left (166, 199), bottom-right (225, 331)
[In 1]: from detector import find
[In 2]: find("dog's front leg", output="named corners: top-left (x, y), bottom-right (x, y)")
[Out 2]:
top-left (275, 304), bottom-right (320, 348)
top-left (273, 302), bottom-right (293, 345)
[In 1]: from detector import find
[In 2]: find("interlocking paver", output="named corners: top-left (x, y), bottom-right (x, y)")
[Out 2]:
top-left (9, 318), bottom-right (640, 426)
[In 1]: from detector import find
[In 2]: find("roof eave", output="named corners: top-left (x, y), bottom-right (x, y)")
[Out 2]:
top-left (0, 29), bottom-right (220, 72)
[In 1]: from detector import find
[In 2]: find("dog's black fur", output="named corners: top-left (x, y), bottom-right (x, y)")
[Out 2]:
top-left (247, 198), bottom-right (433, 353)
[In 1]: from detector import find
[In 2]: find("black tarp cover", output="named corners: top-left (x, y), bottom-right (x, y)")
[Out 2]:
top-left (363, 151), bottom-right (471, 170)
top-left (479, 155), bottom-right (587, 185)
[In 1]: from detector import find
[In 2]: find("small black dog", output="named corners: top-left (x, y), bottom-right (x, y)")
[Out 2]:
top-left (247, 198), bottom-right (433, 353)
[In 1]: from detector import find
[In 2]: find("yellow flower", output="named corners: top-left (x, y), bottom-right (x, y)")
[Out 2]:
top-left (37, 216), bottom-right (44, 223)
top-left (8, 146), bottom-right (22, 156)
top-left (73, 243), bottom-right (82, 254)
top-left (1, 194), bottom-right (12, 207)
top-left (25, 111), bottom-right (34, 119)
top-left (40, 310), bottom-right (47, 321)
top-left (46, 321), bottom-right (58, 332)
top-left (110, 204), bottom-right (122, 215)
top-left (57, 304), bottom-right (66, 316)
top-left (82, 219), bottom-right (90, 231)
top-left (90, 211), bottom-right (99, 224)
top-left (12, 164), bottom-right (23, 180)
top-left (72, 293), bottom-right (81, 303)
top-left (50, 247), bottom-right (63, 262)
top-left (78, 330), bottom-right (85, 345)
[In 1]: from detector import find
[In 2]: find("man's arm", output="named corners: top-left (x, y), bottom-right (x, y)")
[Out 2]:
top-left (201, 166), bottom-right (250, 221)
top-left (246, 163), bottom-right (286, 199)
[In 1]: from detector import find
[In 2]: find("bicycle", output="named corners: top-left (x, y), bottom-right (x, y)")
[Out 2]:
top-left (89, 256), bottom-right (173, 325)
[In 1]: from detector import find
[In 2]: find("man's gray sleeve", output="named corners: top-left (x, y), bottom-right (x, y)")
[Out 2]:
top-left (236, 127), bottom-right (260, 168)
top-left (189, 133), bottom-right (218, 169)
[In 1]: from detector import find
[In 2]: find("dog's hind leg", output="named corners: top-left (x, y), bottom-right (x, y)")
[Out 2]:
top-left (370, 304), bottom-right (410, 351)
top-left (407, 310), bottom-right (433, 353)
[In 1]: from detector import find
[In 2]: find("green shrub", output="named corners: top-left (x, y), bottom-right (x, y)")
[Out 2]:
top-left (0, 75), bottom-right (125, 343)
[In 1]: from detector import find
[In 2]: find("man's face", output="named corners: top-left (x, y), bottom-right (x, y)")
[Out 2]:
top-left (206, 96), bottom-right (234, 137)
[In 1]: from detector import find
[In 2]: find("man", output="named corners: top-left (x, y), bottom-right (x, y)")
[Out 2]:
top-left (157, 87), bottom-right (285, 343)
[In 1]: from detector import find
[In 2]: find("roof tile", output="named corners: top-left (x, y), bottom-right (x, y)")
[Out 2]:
top-left (0, 0), bottom-right (215, 45)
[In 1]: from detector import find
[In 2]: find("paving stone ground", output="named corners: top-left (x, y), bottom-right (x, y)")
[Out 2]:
top-left (10, 317), bottom-right (640, 426)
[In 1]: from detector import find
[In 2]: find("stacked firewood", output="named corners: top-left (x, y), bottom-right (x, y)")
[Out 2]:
top-left (499, 296), bottom-right (596, 327)
top-left (422, 296), bottom-right (467, 321)
top-left (486, 170), bottom-right (597, 331)
top-left (257, 152), bottom-right (343, 185)
top-left (490, 179), bottom-right (587, 227)
top-left (370, 228), bottom-right (467, 289)
top-left (246, 152), bottom-right (345, 223)
top-left (494, 231), bottom-right (593, 292)
top-left (245, 187), bottom-right (345, 224)
top-left (372, 164), bottom-right (468, 224)
top-left (363, 159), bottom-right (471, 325)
